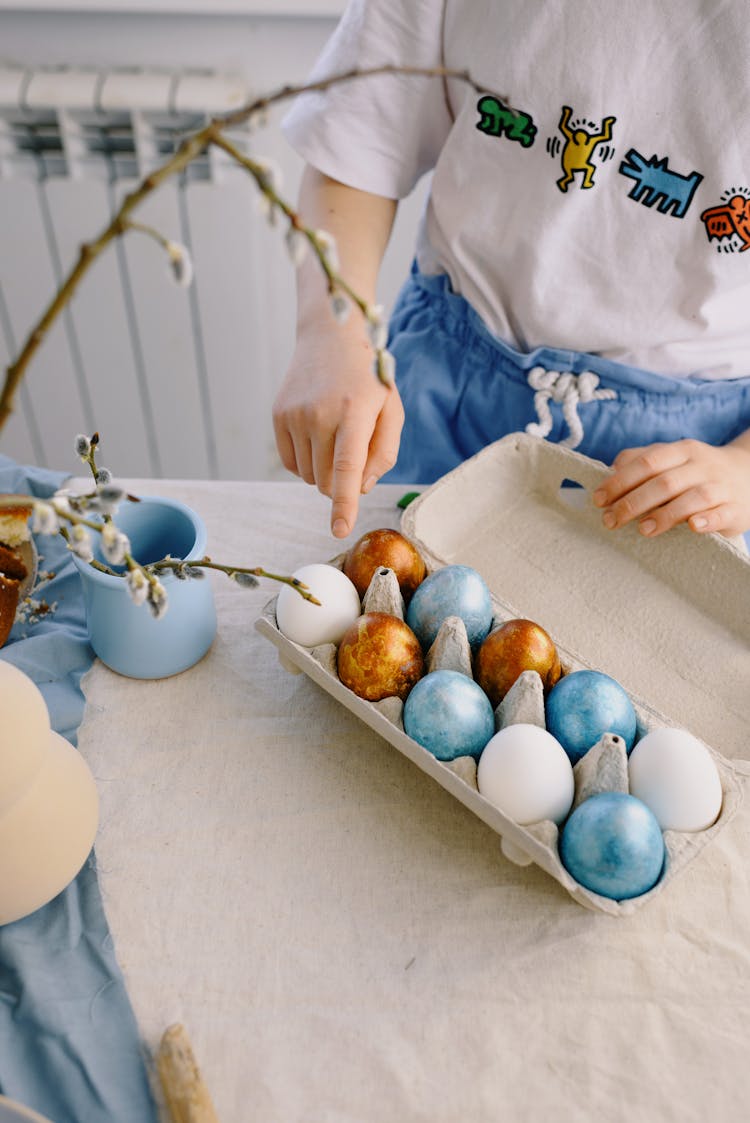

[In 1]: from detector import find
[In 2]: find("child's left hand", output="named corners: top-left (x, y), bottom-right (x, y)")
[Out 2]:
top-left (592, 436), bottom-right (750, 539)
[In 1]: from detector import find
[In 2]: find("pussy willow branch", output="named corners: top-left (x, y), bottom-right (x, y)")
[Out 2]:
top-left (210, 132), bottom-right (369, 317)
top-left (0, 493), bottom-right (321, 602)
top-left (0, 128), bottom-right (206, 432)
top-left (74, 441), bottom-right (319, 598)
top-left (0, 64), bottom-right (510, 433)
top-left (149, 557), bottom-right (322, 597)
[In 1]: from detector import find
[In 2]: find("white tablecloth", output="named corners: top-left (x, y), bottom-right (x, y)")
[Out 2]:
top-left (77, 480), bottom-right (750, 1123)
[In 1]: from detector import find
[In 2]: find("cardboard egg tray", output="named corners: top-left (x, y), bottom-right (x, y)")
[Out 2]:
top-left (256, 434), bottom-right (750, 915)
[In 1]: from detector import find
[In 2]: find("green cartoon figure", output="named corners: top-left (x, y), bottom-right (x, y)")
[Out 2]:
top-left (476, 95), bottom-right (536, 148)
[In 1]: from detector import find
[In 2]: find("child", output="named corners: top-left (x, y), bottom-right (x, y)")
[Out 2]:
top-left (273, 0), bottom-right (750, 543)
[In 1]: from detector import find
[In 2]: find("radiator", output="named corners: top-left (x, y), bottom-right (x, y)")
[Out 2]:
top-left (0, 64), bottom-right (299, 480)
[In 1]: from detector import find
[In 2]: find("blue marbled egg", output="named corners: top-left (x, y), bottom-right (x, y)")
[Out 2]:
top-left (546, 669), bottom-right (637, 764)
top-left (403, 669), bottom-right (495, 761)
top-left (405, 564), bottom-right (493, 651)
top-left (560, 792), bottom-right (665, 900)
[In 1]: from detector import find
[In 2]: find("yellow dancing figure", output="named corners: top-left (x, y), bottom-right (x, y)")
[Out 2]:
top-left (557, 105), bottom-right (615, 192)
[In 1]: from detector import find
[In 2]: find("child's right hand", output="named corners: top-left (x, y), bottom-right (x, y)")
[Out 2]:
top-left (272, 326), bottom-right (404, 539)
top-left (273, 166), bottom-right (400, 536)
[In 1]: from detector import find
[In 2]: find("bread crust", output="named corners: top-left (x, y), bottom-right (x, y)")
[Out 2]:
top-left (0, 542), bottom-right (28, 582)
top-left (0, 572), bottom-right (21, 648)
top-left (0, 524), bottom-right (31, 647)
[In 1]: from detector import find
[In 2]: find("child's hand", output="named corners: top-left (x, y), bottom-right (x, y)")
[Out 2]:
top-left (592, 437), bottom-right (750, 539)
top-left (273, 330), bottom-right (404, 539)
top-left (272, 167), bottom-right (400, 540)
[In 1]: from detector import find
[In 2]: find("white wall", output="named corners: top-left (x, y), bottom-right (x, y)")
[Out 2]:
top-left (0, 2), bottom-right (426, 479)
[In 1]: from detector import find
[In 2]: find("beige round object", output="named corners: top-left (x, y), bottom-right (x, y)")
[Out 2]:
top-left (0, 660), bottom-right (52, 812)
top-left (0, 729), bottom-right (99, 925)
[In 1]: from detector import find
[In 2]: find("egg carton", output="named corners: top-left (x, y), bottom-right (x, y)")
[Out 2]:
top-left (256, 434), bottom-right (750, 915)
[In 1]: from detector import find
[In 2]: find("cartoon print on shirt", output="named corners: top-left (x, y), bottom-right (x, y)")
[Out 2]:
top-left (619, 150), bottom-right (703, 218)
top-left (476, 96), bottom-right (536, 147)
top-left (475, 96), bottom-right (744, 261)
top-left (554, 106), bottom-right (616, 192)
top-left (700, 189), bottom-right (750, 252)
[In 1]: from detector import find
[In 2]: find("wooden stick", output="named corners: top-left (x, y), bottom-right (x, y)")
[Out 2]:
top-left (156, 1024), bottom-right (221, 1123)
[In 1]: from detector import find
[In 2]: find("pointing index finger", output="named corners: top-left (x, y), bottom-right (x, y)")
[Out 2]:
top-left (329, 412), bottom-right (370, 538)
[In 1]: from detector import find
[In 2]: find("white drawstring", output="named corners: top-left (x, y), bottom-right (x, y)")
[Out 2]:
top-left (525, 366), bottom-right (617, 449)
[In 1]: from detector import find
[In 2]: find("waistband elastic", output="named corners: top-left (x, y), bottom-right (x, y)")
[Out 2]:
top-left (405, 267), bottom-right (750, 399)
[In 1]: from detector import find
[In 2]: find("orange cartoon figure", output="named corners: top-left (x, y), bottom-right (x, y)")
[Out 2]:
top-left (701, 194), bottom-right (750, 252)
top-left (556, 105), bottom-right (615, 193)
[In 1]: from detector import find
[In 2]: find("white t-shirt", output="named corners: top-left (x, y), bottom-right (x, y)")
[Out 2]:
top-left (283, 0), bottom-right (750, 381)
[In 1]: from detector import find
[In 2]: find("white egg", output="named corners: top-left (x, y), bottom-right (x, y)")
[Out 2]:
top-left (275, 563), bottom-right (362, 647)
top-left (628, 726), bottom-right (723, 832)
top-left (477, 723), bottom-right (575, 825)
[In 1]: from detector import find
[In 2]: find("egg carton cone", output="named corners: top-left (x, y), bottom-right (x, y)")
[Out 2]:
top-left (425, 615), bottom-right (473, 677)
top-left (362, 566), bottom-right (405, 618)
top-left (256, 433), bottom-right (750, 915)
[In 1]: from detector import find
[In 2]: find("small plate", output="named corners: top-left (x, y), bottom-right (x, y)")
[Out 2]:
top-left (16, 539), bottom-right (38, 600)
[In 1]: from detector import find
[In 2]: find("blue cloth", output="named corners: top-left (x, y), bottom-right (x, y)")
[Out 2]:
top-left (385, 267), bottom-right (750, 490)
top-left (0, 455), bottom-right (157, 1123)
